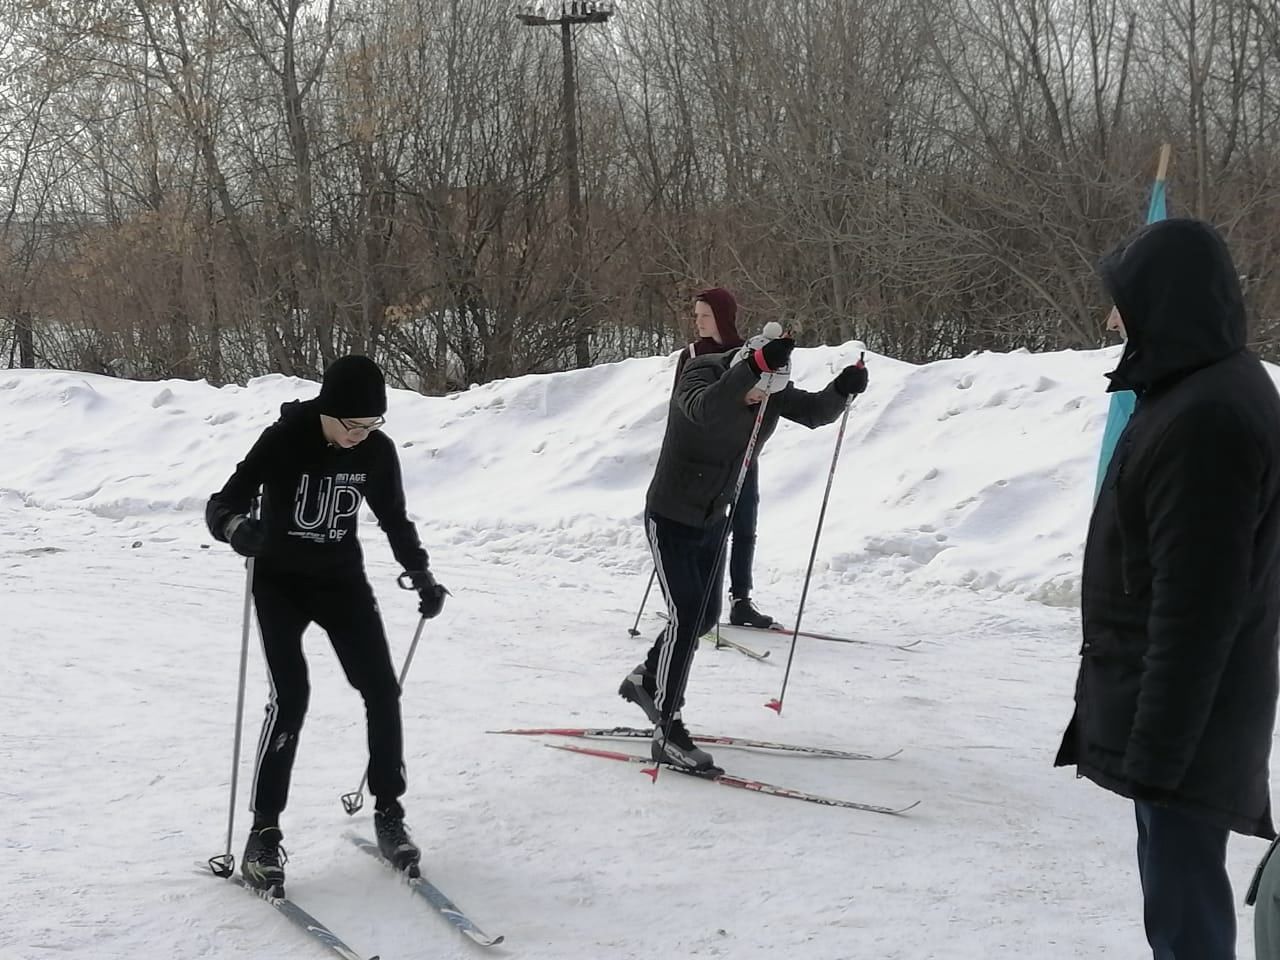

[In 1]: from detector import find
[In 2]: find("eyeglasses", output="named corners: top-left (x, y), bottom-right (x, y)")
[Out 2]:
top-left (338, 416), bottom-right (385, 435)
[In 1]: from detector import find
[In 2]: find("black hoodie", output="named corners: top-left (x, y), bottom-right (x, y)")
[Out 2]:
top-left (1055, 218), bottom-right (1280, 838)
top-left (206, 399), bottom-right (428, 578)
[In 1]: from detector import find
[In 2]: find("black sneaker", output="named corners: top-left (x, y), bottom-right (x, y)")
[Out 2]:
top-left (729, 597), bottom-right (774, 629)
top-left (375, 810), bottom-right (421, 877)
top-left (652, 717), bottom-right (722, 776)
top-left (241, 826), bottom-right (287, 891)
top-left (618, 662), bottom-right (660, 724)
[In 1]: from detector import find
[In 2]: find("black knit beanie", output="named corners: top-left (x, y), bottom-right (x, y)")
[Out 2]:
top-left (316, 356), bottom-right (387, 417)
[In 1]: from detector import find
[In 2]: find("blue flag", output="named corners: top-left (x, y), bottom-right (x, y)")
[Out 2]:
top-left (1094, 153), bottom-right (1169, 499)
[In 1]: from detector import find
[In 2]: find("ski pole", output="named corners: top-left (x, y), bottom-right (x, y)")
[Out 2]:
top-left (627, 568), bottom-right (657, 637)
top-left (208, 551), bottom-right (256, 878)
top-left (767, 352), bottom-right (863, 716)
top-left (648, 380), bottom-right (776, 782)
top-left (342, 587), bottom-right (429, 815)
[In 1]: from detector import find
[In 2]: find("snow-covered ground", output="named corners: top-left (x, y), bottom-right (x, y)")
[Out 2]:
top-left (2, 344), bottom-right (1276, 959)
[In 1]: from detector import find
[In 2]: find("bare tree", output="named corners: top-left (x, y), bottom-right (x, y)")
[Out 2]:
top-left (5, 0), bottom-right (1280, 381)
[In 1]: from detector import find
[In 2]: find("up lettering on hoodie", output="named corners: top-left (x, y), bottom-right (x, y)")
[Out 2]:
top-left (290, 473), bottom-right (367, 542)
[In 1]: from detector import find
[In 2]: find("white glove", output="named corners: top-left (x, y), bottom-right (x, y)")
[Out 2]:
top-left (731, 321), bottom-right (791, 394)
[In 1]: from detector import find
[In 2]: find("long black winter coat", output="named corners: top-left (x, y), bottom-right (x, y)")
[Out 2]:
top-left (1055, 218), bottom-right (1280, 839)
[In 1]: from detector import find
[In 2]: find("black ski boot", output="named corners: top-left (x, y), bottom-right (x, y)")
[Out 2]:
top-left (241, 826), bottom-right (287, 892)
top-left (652, 716), bottom-right (722, 776)
top-left (617, 662), bottom-right (660, 724)
top-left (729, 596), bottom-right (774, 629)
top-left (375, 810), bottom-right (421, 877)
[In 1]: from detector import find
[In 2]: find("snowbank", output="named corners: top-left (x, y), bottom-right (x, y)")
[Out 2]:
top-left (0, 343), bottom-right (1171, 605)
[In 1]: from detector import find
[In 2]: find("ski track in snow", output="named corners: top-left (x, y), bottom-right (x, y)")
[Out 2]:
top-left (2, 347), bottom-right (1277, 959)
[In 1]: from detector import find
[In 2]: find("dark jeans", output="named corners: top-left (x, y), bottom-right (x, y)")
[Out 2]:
top-left (250, 569), bottom-right (405, 824)
top-left (644, 510), bottom-right (727, 722)
top-left (1134, 800), bottom-right (1235, 960)
top-left (729, 462), bottom-right (759, 599)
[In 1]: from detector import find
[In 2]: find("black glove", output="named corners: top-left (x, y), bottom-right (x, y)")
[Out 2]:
top-left (747, 337), bottom-right (795, 375)
top-left (405, 569), bottom-right (448, 619)
top-left (833, 361), bottom-right (868, 397)
top-left (225, 515), bottom-right (266, 558)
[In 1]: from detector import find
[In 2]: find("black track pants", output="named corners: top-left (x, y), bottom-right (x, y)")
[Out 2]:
top-left (643, 510), bottom-right (727, 723)
top-left (249, 569), bottom-right (405, 824)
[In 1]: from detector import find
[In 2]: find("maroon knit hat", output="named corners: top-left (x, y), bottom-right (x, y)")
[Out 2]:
top-left (694, 288), bottom-right (742, 346)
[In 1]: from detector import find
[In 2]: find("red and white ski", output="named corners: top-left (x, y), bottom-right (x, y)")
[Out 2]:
top-left (726, 622), bottom-right (923, 650)
top-left (547, 743), bottom-right (919, 816)
top-left (488, 725), bottom-right (900, 761)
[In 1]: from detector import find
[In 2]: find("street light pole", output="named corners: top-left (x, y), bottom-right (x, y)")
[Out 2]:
top-left (517, 2), bottom-right (615, 368)
top-left (558, 16), bottom-right (584, 365)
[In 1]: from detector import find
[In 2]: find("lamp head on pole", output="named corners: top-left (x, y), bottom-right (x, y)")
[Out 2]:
top-left (515, 0), bottom-right (615, 25)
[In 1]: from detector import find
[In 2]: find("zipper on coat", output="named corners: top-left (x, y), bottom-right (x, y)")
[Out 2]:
top-left (1111, 459), bottom-right (1135, 597)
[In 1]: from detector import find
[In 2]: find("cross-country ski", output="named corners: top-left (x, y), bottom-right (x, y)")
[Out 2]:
top-left (725, 621), bottom-right (924, 651)
top-left (657, 610), bottom-right (920, 653)
top-left (488, 725), bottom-right (901, 760)
top-left (703, 629), bottom-right (771, 660)
top-left (348, 834), bottom-right (505, 947)
top-left (546, 743), bottom-right (919, 816)
top-left (223, 874), bottom-right (378, 960)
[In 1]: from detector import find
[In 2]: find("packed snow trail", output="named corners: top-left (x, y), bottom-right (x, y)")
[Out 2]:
top-left (4, 348), bottom-right (1280, 957)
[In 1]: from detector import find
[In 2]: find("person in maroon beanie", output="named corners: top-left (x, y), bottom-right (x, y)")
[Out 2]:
top-left (671, 288), bottom-right (775, 629)
top-left (624, 322), bottom-right (867, 773)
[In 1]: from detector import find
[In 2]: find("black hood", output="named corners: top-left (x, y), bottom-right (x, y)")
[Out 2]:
top-left (1100, 218), bottom-right (1246, 393)
top-left (278, 398), bottom-right (333, 451)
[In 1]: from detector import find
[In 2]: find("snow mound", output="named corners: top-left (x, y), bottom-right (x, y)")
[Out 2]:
top-left (0, 342), bottom-right (1180, 605)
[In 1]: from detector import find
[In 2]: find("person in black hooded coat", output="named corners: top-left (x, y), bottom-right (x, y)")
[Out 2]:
top-left (1054, 218), bottom-right (1280, 960)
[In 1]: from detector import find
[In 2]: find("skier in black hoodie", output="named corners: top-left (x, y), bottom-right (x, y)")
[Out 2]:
top-left (206, 356), bottom-right (448, 890)
top-left (621, 326), bottom-right (868, 773)
top-left (1055, 219), bottom-right (1280, 960)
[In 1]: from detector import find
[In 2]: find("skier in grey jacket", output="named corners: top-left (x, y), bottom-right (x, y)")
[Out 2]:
top-left (619, 327), bottom-right (868, 773)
